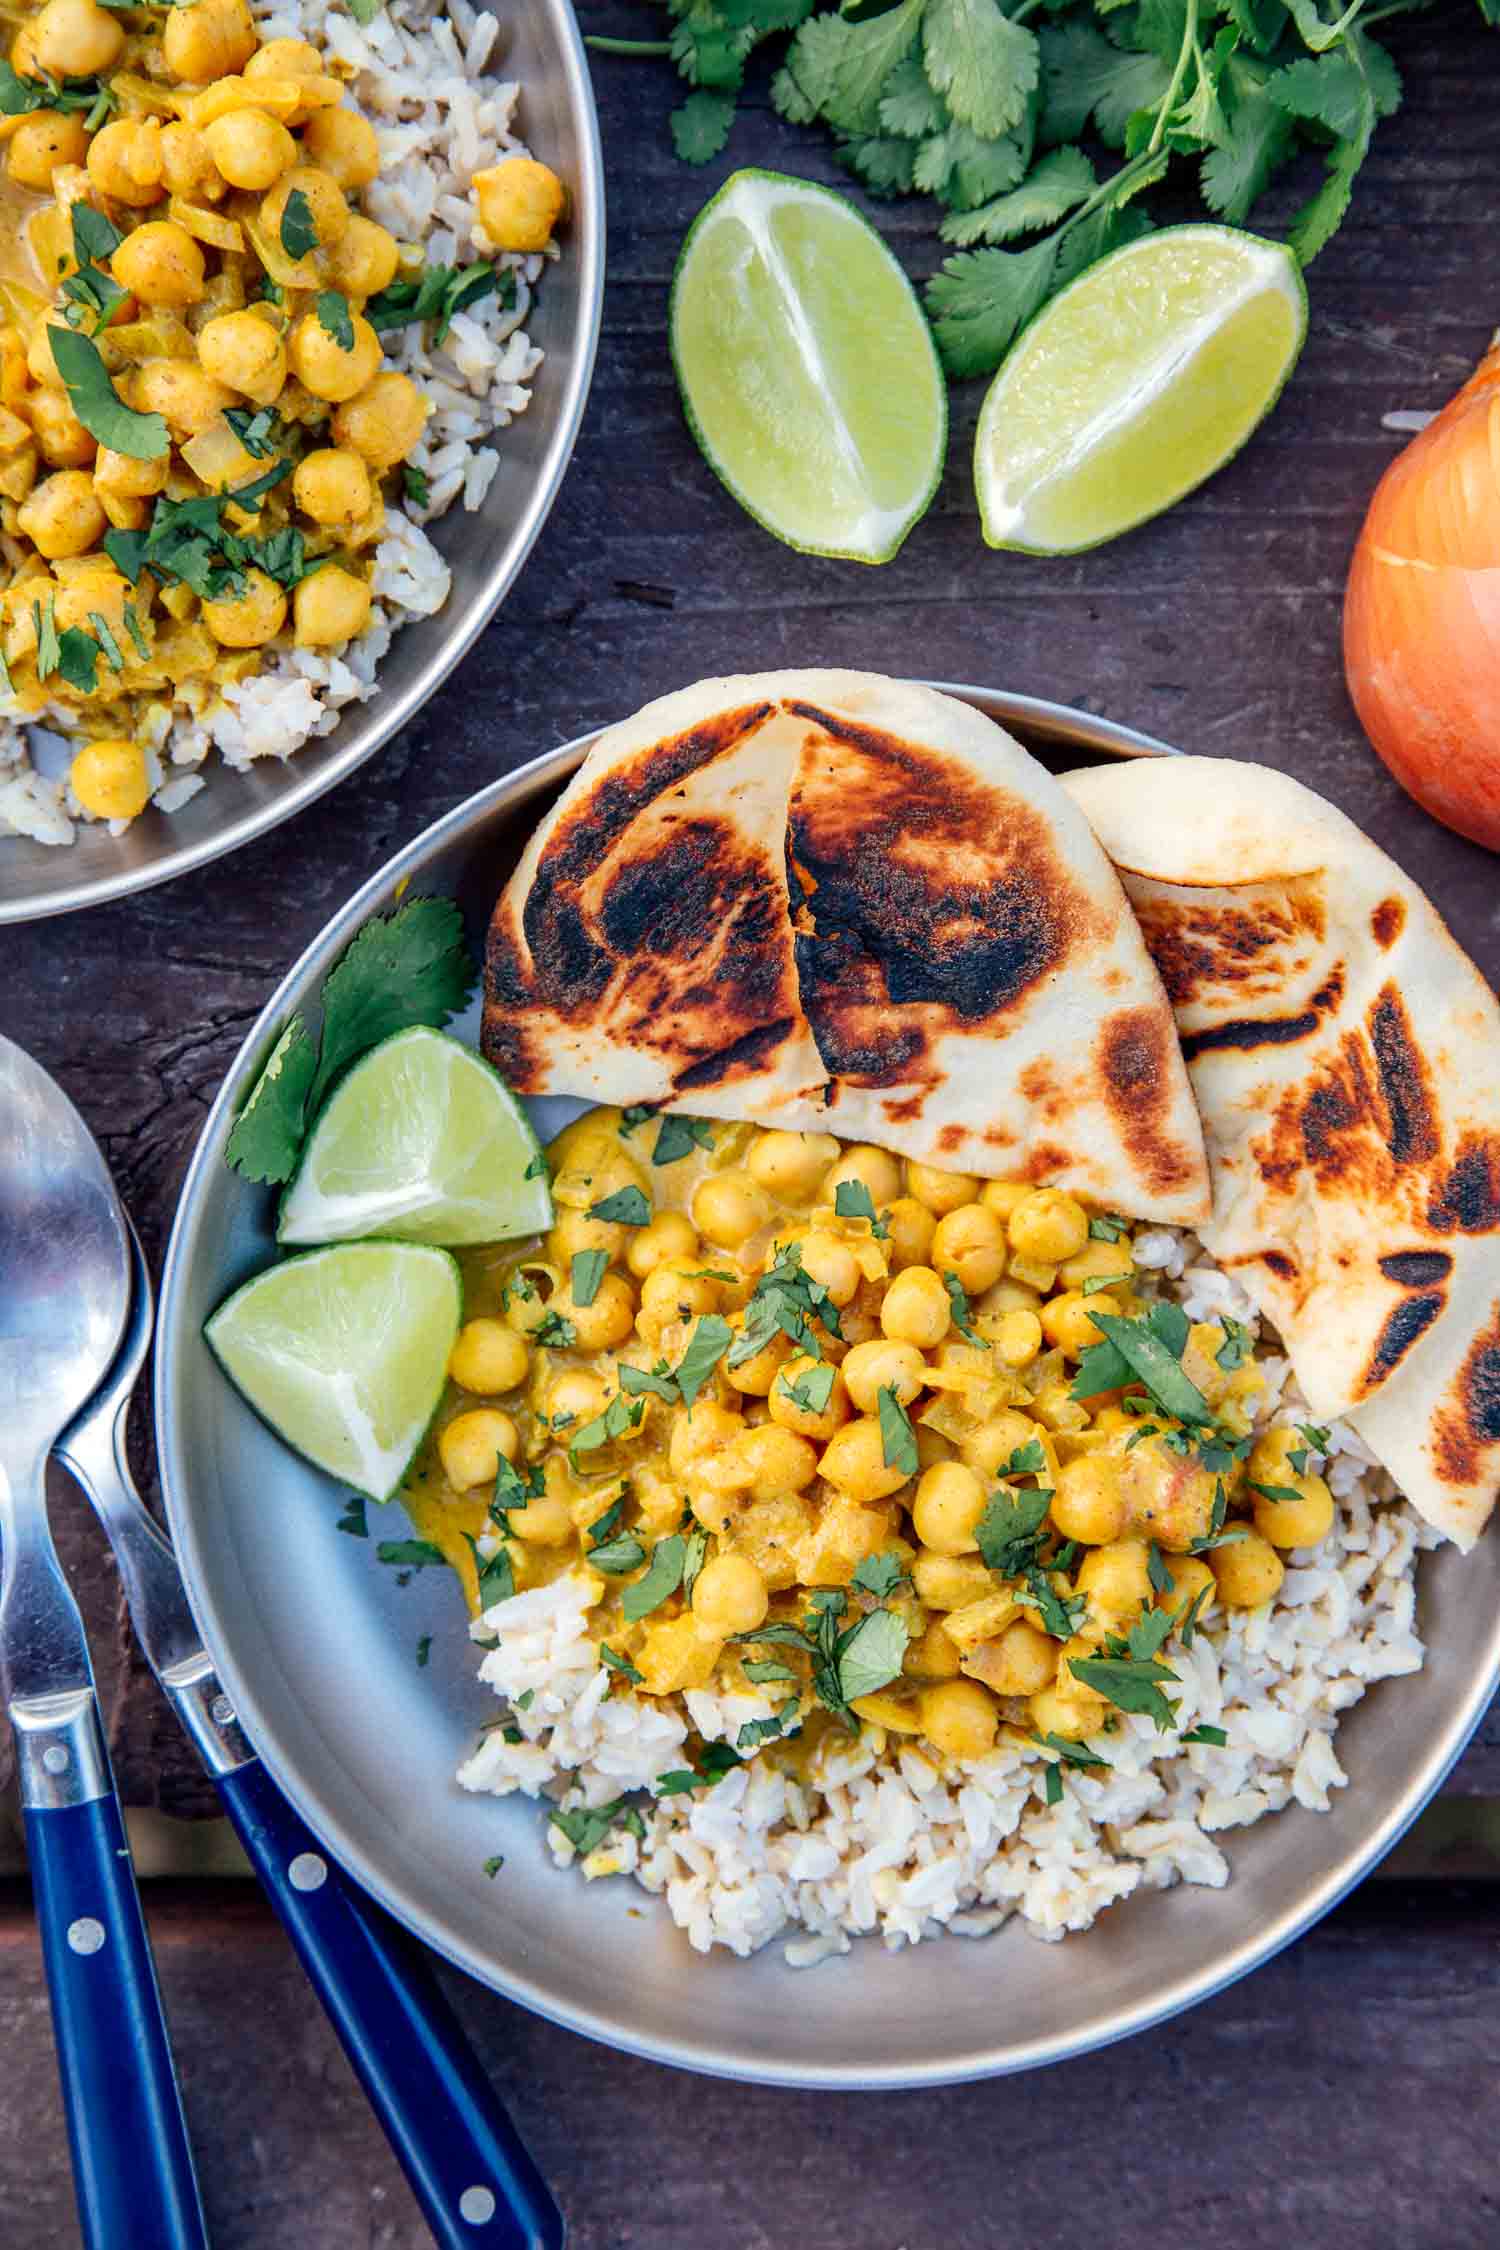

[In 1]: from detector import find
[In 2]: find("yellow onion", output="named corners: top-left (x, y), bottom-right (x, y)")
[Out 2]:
top-left (1344, 338), bottom-right (1500, 852)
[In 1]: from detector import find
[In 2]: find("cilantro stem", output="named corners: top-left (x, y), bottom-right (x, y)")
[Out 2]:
top-left (1148, 0), bottom-right (1199, 155)
top-left (585, 35), bottom-right (672, 52)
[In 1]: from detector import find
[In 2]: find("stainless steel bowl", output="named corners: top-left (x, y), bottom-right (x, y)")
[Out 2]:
top-left (0, 0), bottom-right (603, 927)
top-left (156, 687), bottom-right (1500, 2087)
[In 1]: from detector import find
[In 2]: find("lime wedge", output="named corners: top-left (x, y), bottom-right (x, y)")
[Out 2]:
top-left (205, 1241), bottom-right (461, 1501)
top-left (670, 168), bottom-right (946, 564)
top-left (278, 1026), bottom-right (552, 1249)
top-left (974, 225), bottom-right (1307, 556)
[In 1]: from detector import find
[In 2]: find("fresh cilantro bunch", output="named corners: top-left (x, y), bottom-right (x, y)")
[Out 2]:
top-left (596, 0), bottom-right (1489, 376)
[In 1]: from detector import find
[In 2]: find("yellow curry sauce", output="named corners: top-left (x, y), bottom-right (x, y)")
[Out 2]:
top-left (406, 1112), bottom-right (1341, 1765)
top-left (0, 0), bottom-right (562, 821)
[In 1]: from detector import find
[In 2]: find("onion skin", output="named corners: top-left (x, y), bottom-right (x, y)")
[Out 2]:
top-left (1344, 339), bottom-right (1500, 853)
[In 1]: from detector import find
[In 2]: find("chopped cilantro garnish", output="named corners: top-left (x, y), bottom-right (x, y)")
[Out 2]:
top-left (850, 1550), bottom-right (904, 1599)
top-left (482, 1854), bottom-right (504, 1878)
top-left (1181, 1724), bottom-right (1228, 1747)
top-left (600, 1644), bottom-right (644, 1683)
top-left (1215, 1316), bottom-right (1252, 1370)
top-left (777, 1359), bottom-right (836, 1417)
top-left (416, 1634), bottom-right (431, 1668)
top-left (833, 1179), bottom-right (889, 1237)
top-left (571, 1248), bottom-right (609, 1307)
top-left (652, 1114), bottom-right (714, 1164)
top-left (620, 1532), bottom-right (687, 1621)
top-left (1088, 1214), bottom-right (1127, 1243)
top-left (588, 1184), bottom-right (651, 1226)
top-left (674, 1313), bottom-right (733, 1408)
top-left (335, 1494), bottom-right (368, 1538)
top-left (941, 1268), bottom-right (988, 1345)
top-left (376, 1538), bottom-right (445, 1570)
top-left (876, 1384), bottom-right (919, 1477)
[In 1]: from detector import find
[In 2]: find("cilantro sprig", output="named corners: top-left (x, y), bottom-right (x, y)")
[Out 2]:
top-left (226, 897), bottom-right (479, 1183)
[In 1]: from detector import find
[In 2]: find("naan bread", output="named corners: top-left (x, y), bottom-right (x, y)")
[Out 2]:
top-left (485, 670), bottom-right (1210, 1224)
top-left (1064, 755), bottom-right (1500, 1548)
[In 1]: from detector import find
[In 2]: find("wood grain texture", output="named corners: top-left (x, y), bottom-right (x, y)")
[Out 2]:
top-left (0, 1880), bottom-right (1497, 2249)
top-left (2, 11), bottom-right (1499, 1790)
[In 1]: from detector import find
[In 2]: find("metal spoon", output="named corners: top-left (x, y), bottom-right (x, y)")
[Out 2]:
top-left (57, 1169), bottom-right (564, 2247)
top-left (0, 1034), bottom-right (206, 2250)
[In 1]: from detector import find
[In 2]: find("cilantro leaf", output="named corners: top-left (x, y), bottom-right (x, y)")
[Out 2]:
top-left (335, 1494), bottom-right (368, 1538)
top-left (777, 1359), bottom-right (836, 1417)
top-left (316, 290), bottom-right (355, 350)
top-left (834, 1606), bottom-right (910, 1701)
top-left (876, 1385), bottom-right (919, 1478)
top-left (549, 1796), bottom-right (641, 1857)
top-left (1038, 17), bottom-right (1172, 147)
top-left (670, 87), bottom-right (736, 162)
top-left (1035, 1730), bottom-right (1110, 1769)
top-left (975, 1483), bottom-right (1051, 1577)
top-left (308, 896), bottom-right (477, 1113)
top-left (674, 1313), bottom-right (733, 1408)
top-left (940, 143), bottom-right (1096, 244)
top-left (925, 236), bottom-right (1058, 377)
top-left (49, 326), bottom-right (168, 460)
top-left (851, 1550), bottom-right (905, 1599)
top-left (833, 1179), bottom-right (888, 1236)
top-left (621, 1533), bottom-right (687, 1621)
top-left (600, 1644), bottom-right (643, 1683)
top-left (225, 405), bottom-right (279, 459)
top-left (743, 1656), bottom-right (798, 1684)
top-left (938, 1268), bottom-right (988, 1345)
top-left (462, 1532), bottom-right (514, 1608)
top-left (777, 0), bottom-right (924, 136)
top-left (1089, 1213), bottom-right (1127, 1242)
top-left (839, 132), bottom-right (918, 196)
top-left (532, 1308), bottom-right (576, 1350)
top-left (588, 1531), bottom-right (648, 1576)
top-left (1067, 1647), bottom-right (1179, 1730)
top-left (1200, 57), bottom-right (1295, 222)
top-left (1182, 1723), bottom-right (1228, 1747)
top-left (280, 185), bottom-right (319, 260)
top-left (571, 1249), bottom-right (609, 1308)
top-left (376, 1538), bottom-right (446, 1569)
top-left (588, 1185), bottom-right (650, 1226)
top-left (731, 1242), bottom-right (841, 1366)
top-left (738, 1701), bottom-right (800, 1752)
top-left (225, 1015), bottom-right (319, 1184)
top-left (878, 53), bottom-right (947, 137)
top-left (569, 1392), bottom-right (644, 1462)
top-left (1215, 1315), bottom-right (1252, 1370)
top-left (1071, 1304), bottom-right (1211, 1424)
top-left (923, 0), bottom-right (1039, 139)
top-left (619, 1360), bottom-right (678, 1403)
top-left (402, 462), bottom-right (430, 508)
top-left (653, 1113), bottom-right (714, 1164)
top-left (912, 118), bottom-right (1029, 208)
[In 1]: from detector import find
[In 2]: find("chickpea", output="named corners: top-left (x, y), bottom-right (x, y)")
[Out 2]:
top-left (730, 1423), bottom-right (818, 1502)
top-left (18, 469), bottom-right (104, 559)
top-left (474, 156), bottom-right (565, 251)
top-left (8, 111), bottom-right (87, 190)
top-left (1076, 1537), bottom-right (1152, 1624)
top-left (1252, 1473), bottom-right (1334, 1551)
top-left (1153, 1550), bottom-right (1216, 1618)
top-left (1119, 1436), bottom-right (1219, 1552)
top-left (163, 0), bottom-right (257, 82)
top-left (28, 387), bottom-right (93, 467)
top-left (201, 568), bottom-right (288, 650)
top-left (196, 309), bottom-right (286, 407)
top-left (911, 1551), bottom-right (992, 1611)
top-left (903, 1161), bottom-right (976, 1216)
top-left (332, 370), bottom-right (428, 470)
top-left (884, 1195), bottom-right (936, 1271)
top-left (918, 1678), bottom-right (997, 1762)
top-left (818, 1415), bottom-right (911, 1504)
top-left (110, 223), bottom-right (205, 311)
top-left (288, 306), bottom-right (381, 404)
top-left (880, 1265), bottom-right (950, 1349)
top-left (25, 325), bottom-right (64, 390)
top-left (1210, 1528), bottom-right (1285, 1609)
top-left (822, 1143), bottom-right (902, 1209)
top-left (204, 108), bottom-right (297, 192)
top-left (505, 1490), bottom-right (572, 1548)
top-left (691, 1168), bottom-right (769, 1250)
top-left (626, 1210), bottom-right (697, 1281)
top-left (1008, 1187), bottom-right (1090, 1266)
top-left (560, 1270), bottom-right (635, 1353)
top-left (747, 1129), bottom-right (838, 1202)
top-left (911, 1460), bottom-right (986, 1556)
top-left (160, 121), bottom-right (222, 202)
top-left (682, 1552), bottom-right (764, 1637)
top-left (438, 1407), bottom-right (518, 1492)
top-left (1050, 1453), bottom-right (1127, 1546)
top-left (546, 1203), bottom-right (625, 1267)
top-left (293, 564), bottom-right (371, 648)
top-left (929, 1202), bottom-right (1006, 1296)
top-left (1040, 1289), bottom-right (1120, 1360)
top-left (301, 104), bottom-right (380, 189)
top-left (262, 165), bottom-right (349, 254)
top-left (93, 446), bottom-right (168, 504)
top-left (546, 1369), bottom-right (608, 1428)
top-left (448, 1318), bottom-right (529, 1395)
top-left (903, 1618), bottom-right (963, 1680)
top-left (723, 1324), bottom-right (790, 1398)
top-left (639, 1257), bottom-right (722, 1333)
top-left (1247, 1424), bottom-right (1311, 1487)
top-left (1059, 1237), bottom-right (1136, 1291)
top-left (30, 0), bottom-right (124, 79)
top-left (767, 1352), bottom-right (849, 1442)
top-left (959, 1408), bottom-right (1041, 1481)
top-left (69, 738), bottom-right (149, 820)
top-left (965, 1616), bottom-right (1058, 1698)
top-left (993, 1307), bottom-right (1043, 1369)
top-left (325, 213), bottom-right (401, 299)
top-left (841, 1338), bottom-right (925, 1414)
top-left (86, 119), bottom-right (164, 208)
top-left (979, 1179), bottom-right (1029, 1222)
top-left (246, 35), bottom-right (322, 77)
top-left (1029, 1681), bottom-right (1104, 1743)
top-left (130, 359), bottom-right (236, 443)
top-left (52, 567), bottom-right (128, 637)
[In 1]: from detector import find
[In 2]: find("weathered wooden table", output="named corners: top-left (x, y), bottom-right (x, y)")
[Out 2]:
top-left (5, 8), bottom-right (1500, 2243)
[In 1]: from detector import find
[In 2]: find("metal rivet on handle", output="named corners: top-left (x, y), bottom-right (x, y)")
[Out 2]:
top-left (289, 1853), bottom-right (327, 1892)
top-left (67, 1918), bottom-right (106, 1956)
top-left (210, 1695), bottom-right (235, 1726)
top-left (459, 2187), bottom-right (497, 2225)
top-left (41, 1745), bottom-right (69, 1775)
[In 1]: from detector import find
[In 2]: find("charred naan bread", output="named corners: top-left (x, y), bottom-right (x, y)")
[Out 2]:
top-left (485, 670), bottom-right (1210, 1224)
top-left (1065, 755), bottom-right (1500, 1548)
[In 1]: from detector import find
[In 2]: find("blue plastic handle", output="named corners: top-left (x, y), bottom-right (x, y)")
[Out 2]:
top-left (216, 1757), bottom-right (563, 2250)
top-left (23, 1793), bottom-right (206, 2250)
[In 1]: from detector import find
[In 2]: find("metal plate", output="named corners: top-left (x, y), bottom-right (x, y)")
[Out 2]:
top-left (0, 0), bottom-right (604, 927)
top-left (155, 688), bottom-right (1500, 2088)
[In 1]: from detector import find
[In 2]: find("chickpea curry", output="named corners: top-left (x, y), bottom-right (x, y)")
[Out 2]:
top-left (407, 1111), bottom-right (1340, 1768)
top-left (0, 0), bottom-right (563, 824)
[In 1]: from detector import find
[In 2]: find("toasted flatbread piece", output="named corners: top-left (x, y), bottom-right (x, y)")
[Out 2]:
top-left (1065, 755), bottom-right (1500, 1547)
top-left (486, 670), bottom-right (1210, 1224)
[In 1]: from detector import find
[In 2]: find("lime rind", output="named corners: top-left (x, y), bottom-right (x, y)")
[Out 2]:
top-left (277, 1024), bottom-right (552, 1250)
top-left (205, 1239), bottom-right (462, 1503)
top-left (671, 167), bottom-right (948, 566)
top-left (974, 224), bottom-right (1308, 558)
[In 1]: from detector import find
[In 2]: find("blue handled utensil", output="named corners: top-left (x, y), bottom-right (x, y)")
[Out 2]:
top-left (56, 1201), bottom-right (564, 2250)
top-left (0, 1034), bottom-right (206, 2250)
